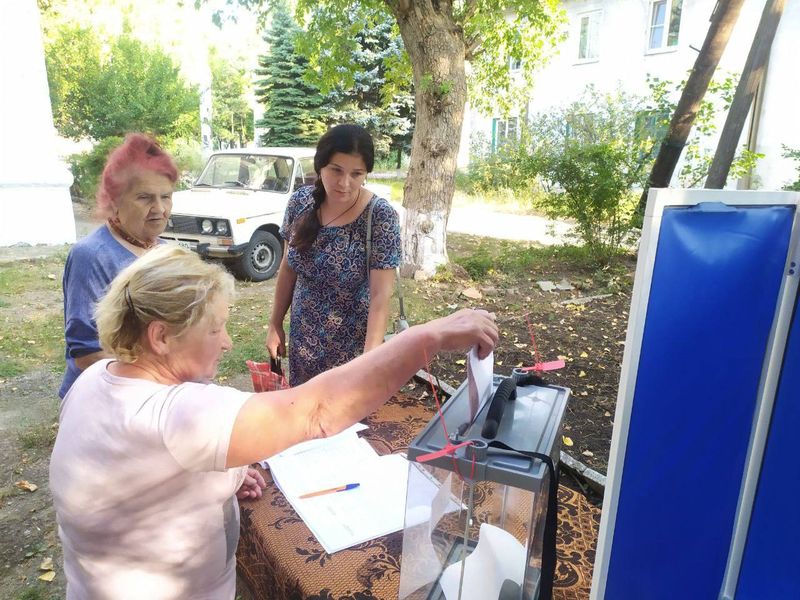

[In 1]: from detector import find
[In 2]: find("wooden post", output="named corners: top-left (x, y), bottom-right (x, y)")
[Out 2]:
top-left (705, 0), bottom-right (786, 189)
top-left (636, 0), bottom-right (745, 214)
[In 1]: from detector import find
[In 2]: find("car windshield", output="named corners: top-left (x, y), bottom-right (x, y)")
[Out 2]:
top-left (195, 154), bottom-right (295, 192)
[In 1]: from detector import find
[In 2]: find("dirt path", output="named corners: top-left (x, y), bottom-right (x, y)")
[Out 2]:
top-left (0, 370), bottom-right (65, 599)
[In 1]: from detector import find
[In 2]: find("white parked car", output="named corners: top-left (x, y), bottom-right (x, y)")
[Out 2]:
top-left (160, 147), bottom-right (316, 281)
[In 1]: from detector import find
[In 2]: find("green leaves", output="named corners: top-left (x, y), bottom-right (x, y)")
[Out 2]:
top-left (525, 88), bottom-right (653, 263)
top-left (293, 1), bottom-right (414, 157)
top-left (210, 50), bottom-right (254, 148)
top-left (781, 145), bottom-right (800, 191)
top-left (254, 1), bottom-right (326, 146)
top-left (647, 73), bottom-right (759, 188)
top-left (45, 27), bottom-right (199, 141)
top-left (463, 0), bottom-right (566, 117)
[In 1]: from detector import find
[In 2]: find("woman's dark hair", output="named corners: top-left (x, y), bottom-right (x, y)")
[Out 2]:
top-left (291, 124), bottom-right (375, 252)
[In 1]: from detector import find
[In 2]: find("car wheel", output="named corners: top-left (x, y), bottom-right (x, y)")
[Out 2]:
top-left (234, 230), bottom-right (282, 281)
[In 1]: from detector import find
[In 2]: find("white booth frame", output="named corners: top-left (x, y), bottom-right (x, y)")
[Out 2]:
top-left (590, 188), bottom-right (800, 600)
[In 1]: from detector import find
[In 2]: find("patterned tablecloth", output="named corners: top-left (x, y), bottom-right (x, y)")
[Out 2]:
top-left (237, 389), bottom-right (601, 600)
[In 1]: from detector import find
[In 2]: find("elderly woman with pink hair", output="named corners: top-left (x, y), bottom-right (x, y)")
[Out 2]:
top-left (60, 133), bottom-right (177, 399)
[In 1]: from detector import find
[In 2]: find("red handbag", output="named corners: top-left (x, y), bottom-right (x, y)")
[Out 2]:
top-left (246, 357), bottom-right (289, 392)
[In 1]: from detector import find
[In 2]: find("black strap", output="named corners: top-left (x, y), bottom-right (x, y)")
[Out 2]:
top-left (365, 196), bottom-right (376, 284)
top-left (487, 440), bottom-right (559, 600)
top-left (269, 357), bottom-right (283, 376)
top-left (365, 197), bottom-right (407, 323)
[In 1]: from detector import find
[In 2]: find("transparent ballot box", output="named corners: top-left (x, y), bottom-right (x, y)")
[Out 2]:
top-left (400, 375), bottom-right (569, 600)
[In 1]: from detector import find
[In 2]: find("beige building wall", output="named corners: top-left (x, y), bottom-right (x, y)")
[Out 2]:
top-left (460, 0), bottom-right (800, 191)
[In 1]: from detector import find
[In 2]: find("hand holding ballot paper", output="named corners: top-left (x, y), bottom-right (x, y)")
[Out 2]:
top-left (266, 347), bottom-right (494, 554)
top-left (466, 347), bottom-right (494, 423)
top-left (243, 309), bottom-right (498, 554)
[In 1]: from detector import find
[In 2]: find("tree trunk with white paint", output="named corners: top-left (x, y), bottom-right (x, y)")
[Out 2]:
top-left (388, 2), bottom-right (467, 278)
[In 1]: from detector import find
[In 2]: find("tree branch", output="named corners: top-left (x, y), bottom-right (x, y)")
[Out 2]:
top-left (465, 34), bottom-right (482, 60)
top-left (458, 0), bottom-right (479, 24)
top-left (389, 0), bottom-right (412, 18)
top-left (436, 0), bottom-right (454, 16)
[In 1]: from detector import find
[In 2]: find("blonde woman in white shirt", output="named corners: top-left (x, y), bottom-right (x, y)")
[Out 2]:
top-left (49, 245), bottom-right (497, 600)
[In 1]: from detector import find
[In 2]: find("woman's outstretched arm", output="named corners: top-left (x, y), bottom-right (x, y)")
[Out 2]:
top-left (227, 309), bottom-right (498, 468)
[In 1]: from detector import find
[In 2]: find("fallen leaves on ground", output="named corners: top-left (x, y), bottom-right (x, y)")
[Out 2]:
top-left (38, 570), bottom-right (56, 582)
top-left (15, 480), bottom-right (38, 492)
top-left (460, 287), bottom-right (483, 300)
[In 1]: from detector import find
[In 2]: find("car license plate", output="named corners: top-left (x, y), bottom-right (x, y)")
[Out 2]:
top-left (177, 240), bottom-right (193, 250)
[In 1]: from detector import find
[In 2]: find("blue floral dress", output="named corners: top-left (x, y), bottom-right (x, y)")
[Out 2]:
top-left (280, 185), bottom-right (401, 386)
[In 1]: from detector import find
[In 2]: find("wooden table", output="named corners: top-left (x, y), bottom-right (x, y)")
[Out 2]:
top-left (236, 389), bottom-right (600, 600)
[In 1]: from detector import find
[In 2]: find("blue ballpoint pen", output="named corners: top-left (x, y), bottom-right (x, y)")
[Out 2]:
top-left (299, 482), bottom-right (360, 499)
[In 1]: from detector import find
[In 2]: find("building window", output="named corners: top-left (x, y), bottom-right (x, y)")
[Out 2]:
top-left (509, 56), bottom-right (522, 71)
top-left (635, 110), bottom-right (670, 142)
top-left (578, 10), bottom-right (601, 61)
top-left (564, 113), bottom-right (595, 142)
top-left (648, 0), bottom-right (682, 50)
top-left (492, 117), bottom-right (520, 152)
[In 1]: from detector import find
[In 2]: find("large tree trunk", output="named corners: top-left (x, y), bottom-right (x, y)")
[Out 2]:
top-left (636, 0), bottom-right (744, 213)
top-left (389, 2), bottom-right (467, 278)
top-left (705, 0), bottom-right (785, 189)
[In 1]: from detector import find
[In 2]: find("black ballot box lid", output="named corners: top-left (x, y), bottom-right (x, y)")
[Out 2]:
top-left (407, 375), bottom-right (570, 492)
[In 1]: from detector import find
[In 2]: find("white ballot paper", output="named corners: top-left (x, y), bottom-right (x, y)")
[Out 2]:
top-left (398, 470), bottom-right (462, 599)
top-left (267, 434), bottom-right (416, 554)
top-left (439, 523), bottom-right (526, 600)
top-left (466, 348), bottom-right (494, 423)
top-left (258, 422), bottom-right (368, 469)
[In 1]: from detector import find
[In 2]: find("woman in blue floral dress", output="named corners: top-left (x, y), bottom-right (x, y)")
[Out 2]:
top-left (266, 125), bottom-right (401, 385)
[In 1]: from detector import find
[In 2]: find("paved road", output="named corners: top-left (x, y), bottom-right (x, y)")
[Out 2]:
top-left (373, 182), bottom-right (573, 244)
top-left (0, 198), bottom-right (573, 263)
top-left (445, 203), bottom-right (572, 243)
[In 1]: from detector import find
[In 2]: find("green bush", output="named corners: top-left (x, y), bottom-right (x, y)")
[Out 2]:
top-left (373, 152), bottom-right (410, 172)
top-left (782, 145), bottom-right (800, 191)
top-left (531, 141), bottom-right (640, 263)
top-left (462, 130), bottom-right (533, 194)
top-left (523, 87), bottom-right (656, 264)
top-left (457, 131), bottom-right (545, 210)
top-left (164, 138), bottom-right (204, 189)
top-left (453, 248), bottom-right (494, 280)
top-left (647, 74), bottom-right (764, 188)
top-left (67, 136), bottom-right (123, 201)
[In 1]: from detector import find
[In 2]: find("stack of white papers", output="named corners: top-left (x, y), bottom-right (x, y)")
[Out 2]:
top-left (258, 422), bottom-right (368, 469)
top-left (266, 427), bottom-right (411, 554)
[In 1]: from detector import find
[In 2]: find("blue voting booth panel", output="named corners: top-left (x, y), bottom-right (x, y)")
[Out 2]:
top-left (604, 205), bottom-right (794, 600)
top-left (736, 288), bottom-right (800, 598)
